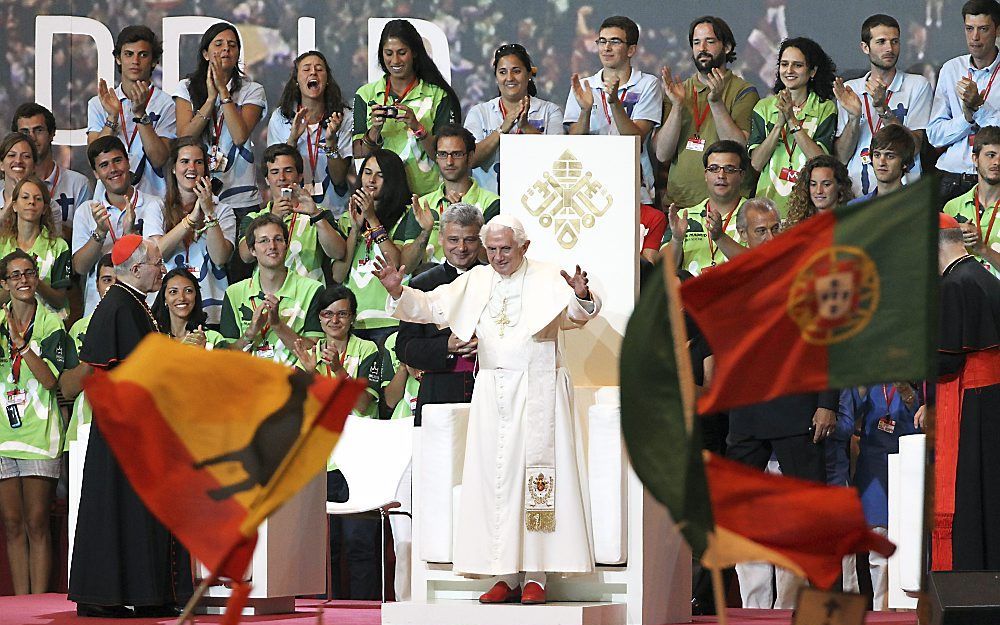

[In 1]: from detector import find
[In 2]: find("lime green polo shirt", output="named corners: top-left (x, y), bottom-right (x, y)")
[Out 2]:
top-left (354, 77), bottom-right (461, 195)
top-left (662, 198), bottom-right (747, 276)
top-left (0, 304), bottom-right (68, 460)
top-left (412, 180), bottom-right (499, 262)
top-left (944, 184), bottom-right (1000, 278)
top-left (337, 213), bottom-right (409, 330)
top-left (219, 269), bottom-right (324, 366)
top-left (382, 331), bottom-right (420, 420)
top-left (0, 228), bottom-right (72, 316)
top-left (748, 91), bottom-right (837, 216)
top-left (241, 204), bottom-right (343, 284)
top-left (663, 72), bottom-right (759, 208)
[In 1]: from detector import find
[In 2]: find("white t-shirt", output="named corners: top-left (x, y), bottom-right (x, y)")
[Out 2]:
top-left (141, 197), bottom-right (237, 324)
top-left (836, 71), bottom-right (932, 197)
top-left (267, 106), bottom-right (354, 217)
top-left (71, 189), bottom-right (165, 315)
top-left (464, 96), bottom-right (565, 194)
top-left (563, 68), bottom-right (662, 204)
top-left (173, 79), bottom-right (268, 211)
top-left (87, 84), bottom-right (177, 198)
top-left (45, 164), bottom-right (92, 234)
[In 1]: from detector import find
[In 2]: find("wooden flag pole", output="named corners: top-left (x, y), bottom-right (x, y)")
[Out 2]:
top-left (709, 565), bottom-right (730, 625)
top-left (173, 572), bottom-right (217, 625)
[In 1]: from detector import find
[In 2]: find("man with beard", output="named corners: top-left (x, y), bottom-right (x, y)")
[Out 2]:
top-left (655, 16), bottom-right (759, 209)
top-left (833, 14), bottom-right (932, 198)
top-left (11, 103), bottom-right (92, 238)
top-left (943, 125), bottom-right (1000, 277)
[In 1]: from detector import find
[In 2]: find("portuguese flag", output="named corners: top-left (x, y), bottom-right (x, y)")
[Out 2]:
top-left (83, 334), bottom-right (365, 620)
top-left (680, 176), bottom-right (938, 414)
top-left (622, 262), bottom-right (896, 589)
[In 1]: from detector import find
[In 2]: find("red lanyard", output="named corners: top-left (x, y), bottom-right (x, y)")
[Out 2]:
top-left (882, 385), bottom-right (896, 417)
top-left (974, 188), bottom-right (1000, 245)
top-left (107, 190), bottom-right (140, 243)
top-left (779, 95), bottom-right (807, 158)
top-left (691, 85), bottom-right (711, 136)
top-left (252, 294), bottom-right (279, 340)
top-left (117, 85), bottom-right (154, 150)
top-left (47, 165), bottom-right (61, 193)
top-left (498, 100), bottom-right (524, 134)
top-left (706, 203), bottom-right (737, 265)
top-left (384, 76), bottom-right (417, 105)
top-left (863, 89), bottom-right (895, 135)
top-left (599, 86), bottom-right (631, 125)
top-left (304, 119), bottom-right (323, 177)
top-left (969, 62), bottom-right (1000, 104)
top-left (8, 307), bottom-right (34, 382)
top-left (212, 110), bottom-right (226, 147)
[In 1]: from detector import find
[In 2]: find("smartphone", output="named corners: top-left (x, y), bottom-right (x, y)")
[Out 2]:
top-left (280, 187), bottom-right (293, 199)
top-left (383, 105), bottom-right (398, 119)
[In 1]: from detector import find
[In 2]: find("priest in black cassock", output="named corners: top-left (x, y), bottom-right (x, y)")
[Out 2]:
top-left (396, 204), bottom-right (485, 424)
top-left (69, 234), bottom-right (193, 618)
top-left (934, 213), bottom-right (1000, 572)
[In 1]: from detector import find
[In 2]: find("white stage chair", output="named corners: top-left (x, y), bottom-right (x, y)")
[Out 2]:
top-left (325, 415), bottom-right (415, 602)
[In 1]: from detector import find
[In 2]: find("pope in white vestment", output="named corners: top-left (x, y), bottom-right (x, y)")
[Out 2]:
top-left (375, 215), bottom-right (599, 604)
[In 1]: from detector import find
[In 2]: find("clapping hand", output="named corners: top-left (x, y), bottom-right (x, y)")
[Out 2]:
top-left (123, 79), bottom-right (151, 116)
top-left (411, 194), bottom-right (436, 231)
top-left (865, 75), bottom-right (889, 109)
top-left (560, 264), bottom-right (591, 300)
top-left (602, 76), bottom-right (621, 105)
top-left (660, 66), bottom-right (685, 106)
top-left (193, 176), bottom-right (215, 220)
top-left (833, 77), bottom-right (862, 119)
top-left (571, 73), bottom-right (594, 109)
top-left (325, 111), bottom-right (344, 135)
top-left (292, 338), bottom-right (318, 374)
top-left (704, 67), bottom-right (726, 103)
top-left (181, 325), bottom-right (207, 347)
top-left (289, 107), bottom-right (310, 143)
top-left (98, 79), bottom-right (123, 117)
top-left (957, 76), bottom-right (983, 111)
top-left (705, 205), bottom-right (724, 241)
top-left (667, 203), bottom-right (688, 243)
top-left (776, 89), bottom-right (796, 123)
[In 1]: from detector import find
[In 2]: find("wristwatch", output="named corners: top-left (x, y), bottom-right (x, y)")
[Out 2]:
top-left (309, 209), bottom-right (329, 224)
top-left (220, 97), bottom-right (234, 105)
top-left (132, 114), bottom-right (152, 126)
top-left (104, 118), bottom-right (120, 131)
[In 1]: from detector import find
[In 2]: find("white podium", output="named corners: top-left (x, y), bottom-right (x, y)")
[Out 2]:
top-left (67, 423), bottom-right (326, 615)
top-left (887, 434), bottom-right (925, 610)
top-left (382, 135), bottom-right (692, 625)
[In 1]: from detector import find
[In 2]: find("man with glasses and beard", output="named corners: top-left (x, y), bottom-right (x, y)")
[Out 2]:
top-left (833, 14), bottom-right (932, 198)
top-left (655, 16), bottom-right (760, 210)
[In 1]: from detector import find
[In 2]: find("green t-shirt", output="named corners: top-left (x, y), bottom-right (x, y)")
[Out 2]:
top-left (219, 269), bottom-right (324, 366)
top-left (337, 213), bottom-right (408, 330)
top-left (63, 314), bottom-right (91, 448)
top-left (662, 198), bottom-right (746, 276)
top-left (382, 331), bottom-right (420, 420)
top-left (944, 184), bottom-right (1000, 278)
top-left (414, 180), bottom-right (500, 262)
top-left (0, 304), bottom-right (68, 460)
top-left (354, 77), bottom-right (460, 195)
top-left (0, 229), bottom-right (72, 317)
top-left (663, 73), bottom-right (759, 208)
top-left (748, 91), bottom-right (837, 216)
top-left (241, 204), bottom-right (342, 284)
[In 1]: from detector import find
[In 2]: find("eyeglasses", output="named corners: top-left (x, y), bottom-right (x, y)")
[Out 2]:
top-left (319, 310), bottom-right (353, 320)
top-left (705, 164), bottom-right (744, 175)
top-left (255, 236), bottom-right (287, 246)
top-left (595, 37), bottom-right (629, 48)
top-left (435, 150), bottom-right (467, 160)
top-left (4, 269), bottom-right (37, 281)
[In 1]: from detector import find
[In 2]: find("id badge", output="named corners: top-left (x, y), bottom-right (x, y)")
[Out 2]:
top-left (685, 136), bottom-right (706, 152)
top-left (409, 396), bottom-right (418, 411)
top-left (860, 147), bottom-right (871, 165)
top-left (209, 145), bottom-right (228, 172)
top-left (6, 389), bottom-right (26, 406)
top-left (877, 416), bottom-right (896, 434)
top-left (779, 167), bottom-right (800, 183)
top-left (308, 182), bottom-right (324, 197)
top-left (254, 342), bottom-right (275, 360)
top-left (5, 403), bottom-right (20, 429)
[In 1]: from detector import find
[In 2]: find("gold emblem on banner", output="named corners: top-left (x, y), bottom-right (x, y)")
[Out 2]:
top-left (520, 150), bottom-right (613, 249)
top-left (787, 246), bottom-right (880, 345)
top-left (524, 469), bottom-right (556, 532)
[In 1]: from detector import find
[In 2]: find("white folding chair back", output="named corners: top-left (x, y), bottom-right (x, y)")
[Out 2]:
top-left (326, 415), bottom-right (415, 515)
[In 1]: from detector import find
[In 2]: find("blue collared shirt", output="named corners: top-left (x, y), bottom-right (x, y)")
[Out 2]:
top-left (928, 51), bottom-right (1000, 174)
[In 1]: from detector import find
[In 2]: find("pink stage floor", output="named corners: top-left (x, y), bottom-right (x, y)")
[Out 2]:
top-left (0, 594), bottom-right (919, 625)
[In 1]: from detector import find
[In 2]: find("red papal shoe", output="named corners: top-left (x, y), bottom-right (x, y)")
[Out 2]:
top-left (479, 581), bottom-right (521, 604)
top-left (521, 581), bottom-right (546, 604)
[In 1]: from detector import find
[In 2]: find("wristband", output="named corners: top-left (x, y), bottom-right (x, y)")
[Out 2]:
top-left (309, 209), bottom-right (328, 224)
top-left (220, 97), bottom-right (234, 105)
top-left (104, 118), bottom-right (120, 131)
top-left (195, 110), bottom-right (211, 123)
top-left (323, 145), bottom-right (342, 158)
top-left (413, 124), bottom-right (428, 140)
top-left (91, 229), bottom-right (107, 243)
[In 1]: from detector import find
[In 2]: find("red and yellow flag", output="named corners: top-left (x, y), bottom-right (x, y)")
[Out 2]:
top-left (83, 334), bottom-right (365, 605)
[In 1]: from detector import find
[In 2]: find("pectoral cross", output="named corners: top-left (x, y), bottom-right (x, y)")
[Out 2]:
top-left (495, 297), bottom-right (511, 337)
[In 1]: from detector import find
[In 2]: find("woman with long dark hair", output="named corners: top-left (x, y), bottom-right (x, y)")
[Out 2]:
top-left (332, 149), bottom-right (408, 344)
top-left (151, 267), bottom-right (226, 347)
top-left (173, 22), bottom-right (267, 217)
top-left (748, 37), bottom-right (838, 216)
top-left (465, 43), bottom-right (564, 194)
top-left (146, 138), bottom-right (236, 325)
top-left (353, 19), bottom-right (462, 196)
top-left (268, 50), bottom-right (353, 217)
top-left (784, 154), bottom-right (855, 227)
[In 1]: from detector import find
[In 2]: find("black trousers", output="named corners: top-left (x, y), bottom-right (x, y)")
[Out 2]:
top-left (726, 431), bottom-right (827, 483)
top-left (937, 171), bottom-right (978, 209)
top-left (327, 470), bottom-right (381, 599)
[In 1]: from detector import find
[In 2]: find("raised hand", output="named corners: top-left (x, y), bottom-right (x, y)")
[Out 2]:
top-left (205, 62), bottom-right (219, 103)
top-left (90, 201), bottom-right (111, 237)
top-left (292, 187), bottom-right (320, 215)
top-left (289, 107), bottom-right (309, 143)
top-left (776, 89), bottom-right (795, 123)
top-left (500, 98), bottom-right (522, 133)
top-left (210, 53), bottom-right (230, 98)
top-left (372, 257), bottom-right (407, 299)
top-left (411, 194), bottom-right (436, 231)
top-left (348, 192), bottom-right (367, 229)
top-left (181, 325), bottom-right (207, 347)
top-left (326, 111), bottom-right (344, 135)
top-left (263, 293), bottom-right (281, 326)
top-left (704, 67), bottom-right (726, 103)
top-left (571, 73), bottom-right (595, 109)
top-left (292, 338), bottom-right (318, 374)
top-left (602, 76), bottom-right (621, 105)
top-left (560, 264), bottom-right (591, 300)
top-left (123, 80), bottom-right (150, 116)
top-left (957, 76), bottom-right (983, 110)
top-left (193, 176), bottom-right (214, 219)
top-left (318, 341), bottom-right (341, 369)
top-left (833, 77), bottom-right (862, 119)
top-left (704, 205), bottom-right (723, 241)
top-left (667, 203), bottom-right (689, 243)
top-left (660, 66), bottom-right (686, 106)
top-left (98, 78), bottom-right (123, 117)
top-left (866, 76), bottom-right (889, 109)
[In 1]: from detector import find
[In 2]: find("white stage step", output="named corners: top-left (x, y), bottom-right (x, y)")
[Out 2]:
top-left (382, 599), bottom-right (626, 625)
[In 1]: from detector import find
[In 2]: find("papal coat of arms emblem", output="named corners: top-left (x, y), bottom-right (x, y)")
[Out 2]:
top-left (787, 246), bottom-right (880, 345)
top-left (520, 150), bottom-right (613, 249)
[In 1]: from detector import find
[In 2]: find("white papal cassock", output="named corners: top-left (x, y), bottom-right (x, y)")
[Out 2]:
top-left (388, 258), bottom-right (600, 576)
